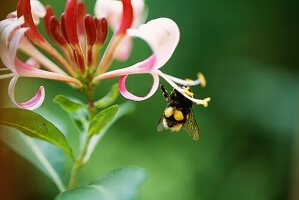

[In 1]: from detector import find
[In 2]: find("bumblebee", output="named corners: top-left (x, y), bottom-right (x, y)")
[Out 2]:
top-left (157, 83), bottom-right (200, 141)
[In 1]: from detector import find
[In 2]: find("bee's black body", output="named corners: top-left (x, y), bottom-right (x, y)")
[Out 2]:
top-left (164, 89), bottom-right (192, 127)
top-left (158, 83), bottom-right (200, 141)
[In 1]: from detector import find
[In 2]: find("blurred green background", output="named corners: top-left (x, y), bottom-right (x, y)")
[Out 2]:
top-left (0, 0), bottom-right (299, 199)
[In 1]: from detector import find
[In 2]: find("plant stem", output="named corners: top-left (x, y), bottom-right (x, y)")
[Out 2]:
top-left (67, 135), bottom-right (91, 189)
top-left (67, 85), bottom-right (96, 189)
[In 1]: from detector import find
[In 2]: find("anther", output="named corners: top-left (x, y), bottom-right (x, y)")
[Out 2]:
top-left (198, 72), bottom-right (206, 88)
top-left (200, 97), bottom-right (211, 107)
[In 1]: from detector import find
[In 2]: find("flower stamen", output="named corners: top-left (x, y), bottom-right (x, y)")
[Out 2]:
top-left (197, 72), bottom-right (206, 88)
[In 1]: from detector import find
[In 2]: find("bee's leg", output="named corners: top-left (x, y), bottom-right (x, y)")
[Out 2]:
top-left (159, 81), bottom-right (169, 101)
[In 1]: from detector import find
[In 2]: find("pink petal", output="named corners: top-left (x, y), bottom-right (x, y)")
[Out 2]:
top-left (15, 59), bottom-right (82, 86)
top-left (8, 76), bottom-right (45, 110)
top-left (94, 55), bottom-right (156, 81)
top-left (118, 72), bottom-right (159, 101)
top-left (127, 18), bottom-right (180, 69)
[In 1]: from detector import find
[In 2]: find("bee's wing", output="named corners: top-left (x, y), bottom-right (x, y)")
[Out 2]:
top-left (157, 115), bottom-right (165, 132)
top-left (183, 110), bottom-right (200, 141)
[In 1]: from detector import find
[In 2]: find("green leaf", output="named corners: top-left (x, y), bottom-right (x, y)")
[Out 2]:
top-left (54, 95), bottom-right (83, 112)
top-left (1, 133), bottom-right (66, 192)
top-left (56, 166), bottom-right (146, 200)
top-left (94, 84), bottom-right (119, 109)
top-left (84, 102), bottom-right (135, 162)
top-left (88, 105), bottom-right (119, 137)
top-left (0, 108), bottom-right (73, 159)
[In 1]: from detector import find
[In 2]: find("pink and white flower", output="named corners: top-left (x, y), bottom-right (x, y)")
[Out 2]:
top-left (0, 13), bottom-right (81, 110)
top-left (95, 0), bottom-right (146, 61)
top-left (0, 0), bottom-right (209, 110)
top-left (94, 18), bottom-right (210, 106)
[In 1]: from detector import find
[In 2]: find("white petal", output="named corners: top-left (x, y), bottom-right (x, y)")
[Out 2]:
top-left (95, 0), bottom-right (146, 61)
top-left (95, 0), bottom-right (145, 30)
top-left (8, 76), bottom-right (45, 110)
top-left (8, 28), bottom-right (28, 72)
top-left (95, 0), bottom-right (122, 31)
top-left (127, 18), bottom-right (180, 69)
top-left (0, 18), bottom-right (25, 72)
top-left (30, 0), bottom-right (46, 25)
top-left (160, 72), bottom-right (201, 86)
top-left (158, 70), bottom-right (210, 106)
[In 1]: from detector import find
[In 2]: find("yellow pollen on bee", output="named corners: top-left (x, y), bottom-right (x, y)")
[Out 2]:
top-left (184, 87), bottom-right (194, 97)
top-left (198, 72), bottom-right (207, 88)
top-left (164, 107), bottom-right (174, 118)
top-left (174, 110), bottom-right (184, 121)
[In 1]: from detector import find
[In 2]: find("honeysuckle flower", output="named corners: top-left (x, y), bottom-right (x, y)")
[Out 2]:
top-left (0, 0), bottom-right (114, 110)
top-left (7, 0), bottom-right (46, 25)
top-left (0, 17), bottom-right (81, 110)
top-left (95, 0), bottom-right (145, 61)
top-left (94, 18), bottom-right (211, 106)
top-left (0, 0), bottom-right (209, 111)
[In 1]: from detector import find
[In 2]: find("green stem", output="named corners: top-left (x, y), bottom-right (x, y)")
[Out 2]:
top-left (67, 85), bottom-right (97, 189)
top-left (67, 136), bottom-right (92, 189)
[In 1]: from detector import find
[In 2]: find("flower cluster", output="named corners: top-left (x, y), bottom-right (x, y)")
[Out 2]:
top-left (0, 0), bottom-right (210, 110)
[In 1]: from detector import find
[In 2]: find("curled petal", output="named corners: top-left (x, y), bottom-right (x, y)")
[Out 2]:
top-left (17, 0), bottom-right (47, 44)
top-left (8, 76), bottom-right (45, 110)
top-left (118, 73), bottom-right (159, 101)
top-left (0, 18), bottom-right (26, 72)
top-left (8, 28), bottom-right (28, 71)
top-left (94, 55), bottom-right (156, 81)
top-left (127, 18), bottom-right (180, 69)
